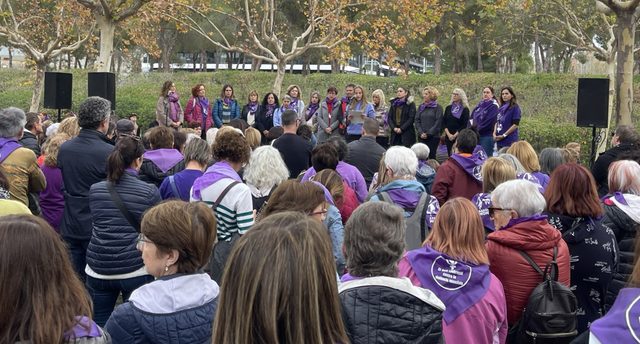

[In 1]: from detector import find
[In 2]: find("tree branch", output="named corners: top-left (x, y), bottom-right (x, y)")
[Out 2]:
top-left (115, 0), bottom-right (153, 23)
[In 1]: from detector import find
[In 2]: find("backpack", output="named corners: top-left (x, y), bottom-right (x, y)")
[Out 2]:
top-left (377, 191), bottom-right (429, 251)
top-left (507, 246), bottom-right (578, 344)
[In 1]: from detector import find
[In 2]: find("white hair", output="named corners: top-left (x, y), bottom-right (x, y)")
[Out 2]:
top-left (410, 143), bottom-right (430, 161)
top-left (206, 128), bottom-right (219, 147)
top-left (384, 146), bottom-right (418, 178)
top-left (498, 153), bottom-right (527, 175)
top-left (185, 133), bottom-right (200, 145)
top-left (243, 146), bottom-right (290, 189)
top-left (491, 179), bottom-right (546, 218)
top-left (46, 123), bottom-right (60, 137)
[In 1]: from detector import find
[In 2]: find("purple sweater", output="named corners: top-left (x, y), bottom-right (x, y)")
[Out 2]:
top-left (158, 169), bottom-right (204, 202)
top-left (39, 164), bottom-right (64, 232)
top-left (301, 161), bottom-right (367, 203)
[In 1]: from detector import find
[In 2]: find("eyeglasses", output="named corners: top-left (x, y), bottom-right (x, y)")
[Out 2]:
top-left (488, 207), bottom-right (508, 218)
top-left (137, 233), bottom-right (153, 250)
top-left (452, 93), bottom-right (459, 96)
top-left (308, 209), bottom-right (328, 220)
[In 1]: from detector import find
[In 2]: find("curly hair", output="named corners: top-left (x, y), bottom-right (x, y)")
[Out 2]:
top-left (43, 133), bottom-right (71, 167)
top-left (191, 83), bottom-right (205, 98)
top-left (212, 130), bottom-right (251, 165)
top-left (77, 97), bottom-right (111, 130)
top-left (58, 116), bottom-right (80, 138)
top-left (243, 146), bottom-right (289, 189)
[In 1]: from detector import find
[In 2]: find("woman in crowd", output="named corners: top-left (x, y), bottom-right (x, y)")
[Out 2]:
top-left (212, 212), bottom-right (349, 344)
top-left (243, 145), bottom-right (290, 211)
top-left (184, 83), bottom-right (213, 140)
top-left (190, 130), bottom-right (253, 284)
top-left (86, 136), bottom-right (160, 326)
top-left (240, 89), bottom-right (261, 127)
top-left (158, 138), bottom-right (210, 202)
top-left (539, 147), bottom-right (564, 176)
top-left (139, 127), bottom-right (185, 187)
top-left (0, 166), bottom-right (31, 215)
top-left (411, 143), bottom-right (437, 194)
top-left (155, 80), bottom-right (183, 130)
top-left (313, 169), bottom-right (358, 224)
top-left (285, 84), bottom-right (305, 117)
top-left (602, 160), bottom-right (640, 311)
top-left (186, 121), bottom-right (202, 137)
top-left (507, 141), bottom-right (549, 190)
top-left (562, 147), bottom-right (579, 163)
top-left (173, 130), bottom-right (187, 154)
top-left (244, 127), bottom-right (261, 150)
top-left (372, 89), bottom-right (389, 148)
top-left (471, 157), bottom-right (516, 235)
top-left (367, 152), bottom-right (387, 196)
top-left (388, 86), bottom-right (416, 148)
top-left (39, 133), bottom-right (70, 232)
top-left (317, 86), bottom-right (342, 144)
top-left (497, 153), bottom-right (544, 192)
top-left (443, 88), bottom-right (470, 156)
top-left (273, 94), bottom-right (291, 127)
top-left (105, 201), bottom-right (219, 344)
top-left (493, 86), bottom-right (521, 149)
top-left (485, 179), bottom-right (571, 326)
top-left (256, 92), bottom-right (279, 144)
top-left (0, 215), bottom-right (110, 344)
top-left (302, 91), bottom-right (320, 131)
top-left (344, 85), bottom-right (375, 143)
top-left (262, 180), bottom-right (345, 275)
top-left (212, 84), bottom-right (240, 128)
top-left (470, 86), bottom-right (499, 156)
top-left (415, 86), bottom-right (444, 159)
top-left (542, 163), bottom-right (618, 333)
top-left (58, 116), bottom-right (81, 138)
top-left (399, 198), bottom-right (508, 344)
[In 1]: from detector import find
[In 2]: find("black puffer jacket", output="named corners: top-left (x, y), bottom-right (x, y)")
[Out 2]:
top-left (602, 202), bottom-right (640, 311)
top-left (139, 158), bottom-right (185, 187)
top-left (19, 131), bottom-right (41, 157)
top-left (86, 172), bottom-right (161, 275)
top-left (339, 276), bottom-right (445, 344)
top-left (591, 143), bottom-right (638, 197)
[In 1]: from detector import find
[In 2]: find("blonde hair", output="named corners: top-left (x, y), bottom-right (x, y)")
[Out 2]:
top-left (43, 133), bottom-right (71, 167)
top-left (372, 89), bottom-right (386, 108)
top-left (58, 116), bottom-right (80, 138)
top-left (312, 169), bottom-right (345, 207)
top-left (507, 141), bottom-right (540, 173)
top-left (371, 152), bottom-right (390, 190)
top-left (349, 85), bottom-right (369, 109)
top-left (248, 89), bottom-right (259, 103)
top-left (451, 88), bottom-right (470, 109)
top-left (423, 86), bottom-right (440, 101)
top-left (179, 128), bottom-right (196, 135)
top-left (286, 85), bottom-right (302, 98)
top-left (245, 127), bottom-right (261, 150)
top-left (481, 157), bottom-right (516, 193)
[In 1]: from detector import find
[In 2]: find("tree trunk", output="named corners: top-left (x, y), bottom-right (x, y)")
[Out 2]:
top-left (202, 48), bottom-right (207, 72)
top-left (496, 54), bottom-right (502, 73)
top-left (192, 52), bottom-right (197, 72)
top-left (302, 51), bottom-right (311, 76)
top-left (226, 52), bottom-right (232, 70)
top-left (538, 42), bottom-right (546, 73)
top-left (117, 55), bottom-right (122, 73)
top-left (435, 25), bottom-right (442, 75)
top-left (215, 48), bottom-right (220, 71)
top-left (76, 58), bottom-right (81, 69)
top-left (452, 32), bottom-right (458, 73)
top-left (554, 50), bottom-right (564, 73)
top-left (273, 60), bottom-right (286, 96)
top-left (377, 53), bottom-right (383, 76)
top-left (30, 60), bottom-right (47, 112)
top-left (476, 39), bottom-right (483, 72)
top-left (534, 29), bottom-right (541, 73)
top-left (544, 40), bottom-right (555, 73)
top-left (96, 15), bottom-right (116, 72)
top-left (237, 53), bottom-right (244, 70)
top-left (289, 59), bottom-right (295, 74)
top-left (615, 12), bottom-right (635, 126)
top-left (464, 46), bottom-right (470, 72)
top-left (599, 54), bottom-right (617, 155)
top-left (58, 56), bottom-right (63, 70)
top-left (405, 47), bottom-right (411, 74)
top-left (68, 52), bottom-right (72, 69)
top-left (8, 48), bottom-right (12, 68)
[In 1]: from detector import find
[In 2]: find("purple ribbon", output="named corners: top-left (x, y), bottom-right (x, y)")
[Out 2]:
top-left (499, 214), bottom-right (548, 231)
top-left (340, 272), bottom-right (363, 283)
top-left (124, 168), bottom-right (139, 175)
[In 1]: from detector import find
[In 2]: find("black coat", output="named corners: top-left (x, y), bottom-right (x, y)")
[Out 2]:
top-left (255, 106), bottom-right (275, 144)
top-left (57, 129), bottom-right (114, 240)
top-left (339, 276), bottom-right (445, 344)
top-left (388, 96), bottom-right (416, 147)
top-left (415, 104), bottom-right (444, 137)
top-left (241, 104), bottom-right (262, 126)
top-left (442, 105), bottom-right (470, 136)
top-left (19, 131), bottom-right (41, 157)
top-left (602, 202), bottom-right (640, 311)
top-left (87, 172), bottom-right (161, 275)
top-left (139, 158), bottom-right (185, 187)
top-left (591, 143), bottom-right (638, 197)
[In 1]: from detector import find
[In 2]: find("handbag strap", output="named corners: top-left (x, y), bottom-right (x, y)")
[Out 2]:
top-left (106, 181), bottom-right (141, 233)
top-left (169, 175), bottom-right (181, 199)
top-left (210, 181), bottom-right (240, 210)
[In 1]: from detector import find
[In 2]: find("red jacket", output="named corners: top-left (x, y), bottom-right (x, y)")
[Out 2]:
top-left (337, 181), bottom-right (358, 224)
top-left (486, 218), bottom-right (571, 325)
top-left (184, 97), bottom-right (214, 131)
top-left (431, 157), bottom-right (482, 206)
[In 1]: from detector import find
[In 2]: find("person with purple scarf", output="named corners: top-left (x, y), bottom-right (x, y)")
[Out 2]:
top-left (415, 86), bottom-right (444, 159)
top-left (273, 95), bottom-right (291, 127)
top-left (159, 137), bottom-right (210, 202)
top-left (139, 127), bottom-right (185, 187)
top-left (399, 198), bottom-right (508, 344)
top-left (469, 86), bottom-right (499, 156)
top-left (339, 202), bottom-right (446, 344)
top-left (285, 84), bottom-right (306, 118)
top-left (493, 86), bottom-right (521, 149)
top-left (39, 133), bottom-right (71, 232)
top-left (155, 80), bottom-right (184, 130)
top-left (212, 84), bottom-right (240, 128)
top-left (302, 91), bottom-right (320, 131)
top-left (241, 89), bottom-right (262, 127)
top-left (256, 92), bottom-right (279, 144)
top-left (317, 86), bottom-right (342, 144)
top-left (388, 86), bottom-right (417, 147)
top-left (471, 157), bottom-right (516, 236)
top-left (443, 88), bottom-right (471, 156)
top-left (344, 85), bottom-right (375, 143)
top-left (184, 83), bottom-right (213, 140)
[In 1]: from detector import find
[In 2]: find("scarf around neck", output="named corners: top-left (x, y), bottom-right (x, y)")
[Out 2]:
top-left (191, 161), bottom-right (242, 200)
top-left (198, 96), bottom-right (210, 116)
top-left (289, 97), bottom-right (299, 111)
top-left (340, 96), bottom-right (350, 104)
top-left (419, 100), bottom-right (437, 113)
top-left (223, 97), bottom-right (233, 108)
top-left (392, 97), bottom-right (407, 108)
top-left (265, 104), bottom-right (276, 118)
top-left (248, 102), bottom-right (259, 115)
top-left (307, 102), bottom-right (319, 120)
top-left (168, 92), bottom-right (180, 122)
top-left (326, 97), bottom-right (338, 107)
top-left (499, 101), bottom-right (510, 114)
top-left (451, 102), bottom-right (463, 119)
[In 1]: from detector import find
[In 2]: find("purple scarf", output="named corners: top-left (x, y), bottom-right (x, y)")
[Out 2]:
top-left (340, 273), bottom-right (363, 283)
top-left (408, 245), bottom-right (491, 324)
top-left (0, 138), bottom-right (21, 164)
top-left (326, 97), bottom-right (338, 107)
top-left (248, 102), bottom-right (259, 115)
top-left (517, 173), bottom-right (545, 193)
top-left (451, 102), bottom-right (463, 119)
top-left (191, 161), bottom-right (242, 200)
top-left (65, 316), bottom-right (102, 340)
top-left (311, 181), bottom-right (335, 205)
top-left (143, 149), bottom-right (184, 174)
top-left (168, 92), bottom-right (180, 122)
top-left (470, 98), bottom-right (497, 123)
top-left (307, 102), bottom-right (319, 120)
top-left (341, 96), bottom-right (350, 104)
top-left (265, 104), bottom-right (276, 118)
top-left (289, 97), bottom-right (299, 112)
top-left (499, 101), bottom-right (510, 115)
top-left (198, 96), bottom-right (210, 117)
top-left (223, 97), bottom-right (233, 108)
top-left (472, 193), bottom-right (494, 231)
top-left (500, 214), bottom-right (548, 231)
top-left (590, 288), bottom-right (640, 344)
top-left (601, 191), bottom-right (629, 205)
top-left (450, 151), bottom-right (485, 184)
top-left (437, 144), bottom-right (448, 155)
top-left (392, 97), bottom-right (406, 108)
top-left (419, 100), bottom-right (438, 113)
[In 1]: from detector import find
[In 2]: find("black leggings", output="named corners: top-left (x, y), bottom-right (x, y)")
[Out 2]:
top-left (418, 136), bottom-right (440, 159)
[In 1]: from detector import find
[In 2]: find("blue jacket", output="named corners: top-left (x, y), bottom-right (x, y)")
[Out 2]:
top-left (105, 272), bottom-right (219, 344)
top-left (86, 172), bottom-right (161, 276)
top-left (324, 204), bottom-right (346, 276)
top-left (212, 98), bottom-right (240, 128)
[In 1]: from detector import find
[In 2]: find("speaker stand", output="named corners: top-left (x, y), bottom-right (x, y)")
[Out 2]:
top-left (589, 126), bottom-right (597, 168)
top-left (57, 109), bottom-right (62, 123)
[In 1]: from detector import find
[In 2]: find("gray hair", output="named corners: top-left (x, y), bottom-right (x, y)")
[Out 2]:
top-left (498, 153), bottom-right (527, 175)
top-left (385, 146), bottom-right (418, 178)
top-left (185, 133), bottom-right (200, 145)
top-left (282, 94), bottom-right (292, 101)
top-left (183, 138), bottom-right (211, 166)
top-left (411, 143), bottom-right (430, 161)
top-left (491, 179), bottom-right (546, 218)
top-left (343, 201), bottom-right (406, 277)
top-left (46, 123), bottom-right (60, 137)
top-left (0, 107), bottom-right (27, 138)
top-left (77, 97), bottom-right (111, 130)
top-left (206, 128), bottom-right (218, 147)
top-left (243, 146), bottom-right (290, 189)
top-left (452, 88), bottom-right (470, 109)
top-left (538, 148), bottom-right (563, 176)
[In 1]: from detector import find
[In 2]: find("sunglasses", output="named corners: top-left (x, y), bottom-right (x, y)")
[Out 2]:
top-left (488, 207), bottom-right (507, 218)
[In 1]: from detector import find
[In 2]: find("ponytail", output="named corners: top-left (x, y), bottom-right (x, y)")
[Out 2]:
top-left (106, 136), bottom-right (145, 182)
top-left (107, 150), bottom-right (125, 182)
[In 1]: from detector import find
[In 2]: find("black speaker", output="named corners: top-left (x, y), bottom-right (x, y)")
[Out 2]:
top-left (88, 72), bottom-right (116, 110)
top-left (577, 78), bottom-right (609, 128)
top-left (44, 72), bottom-right (73, 109)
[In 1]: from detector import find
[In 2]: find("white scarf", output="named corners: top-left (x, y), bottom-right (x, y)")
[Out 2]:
top-left (611, 193), bottom-right (640, 224)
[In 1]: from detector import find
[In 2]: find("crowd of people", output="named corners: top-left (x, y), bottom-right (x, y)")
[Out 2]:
top-left (0, 80), bottom-right (639, 344)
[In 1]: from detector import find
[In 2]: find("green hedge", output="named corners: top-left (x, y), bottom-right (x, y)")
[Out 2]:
top-left (1, 69), bottom-right (638, 162)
